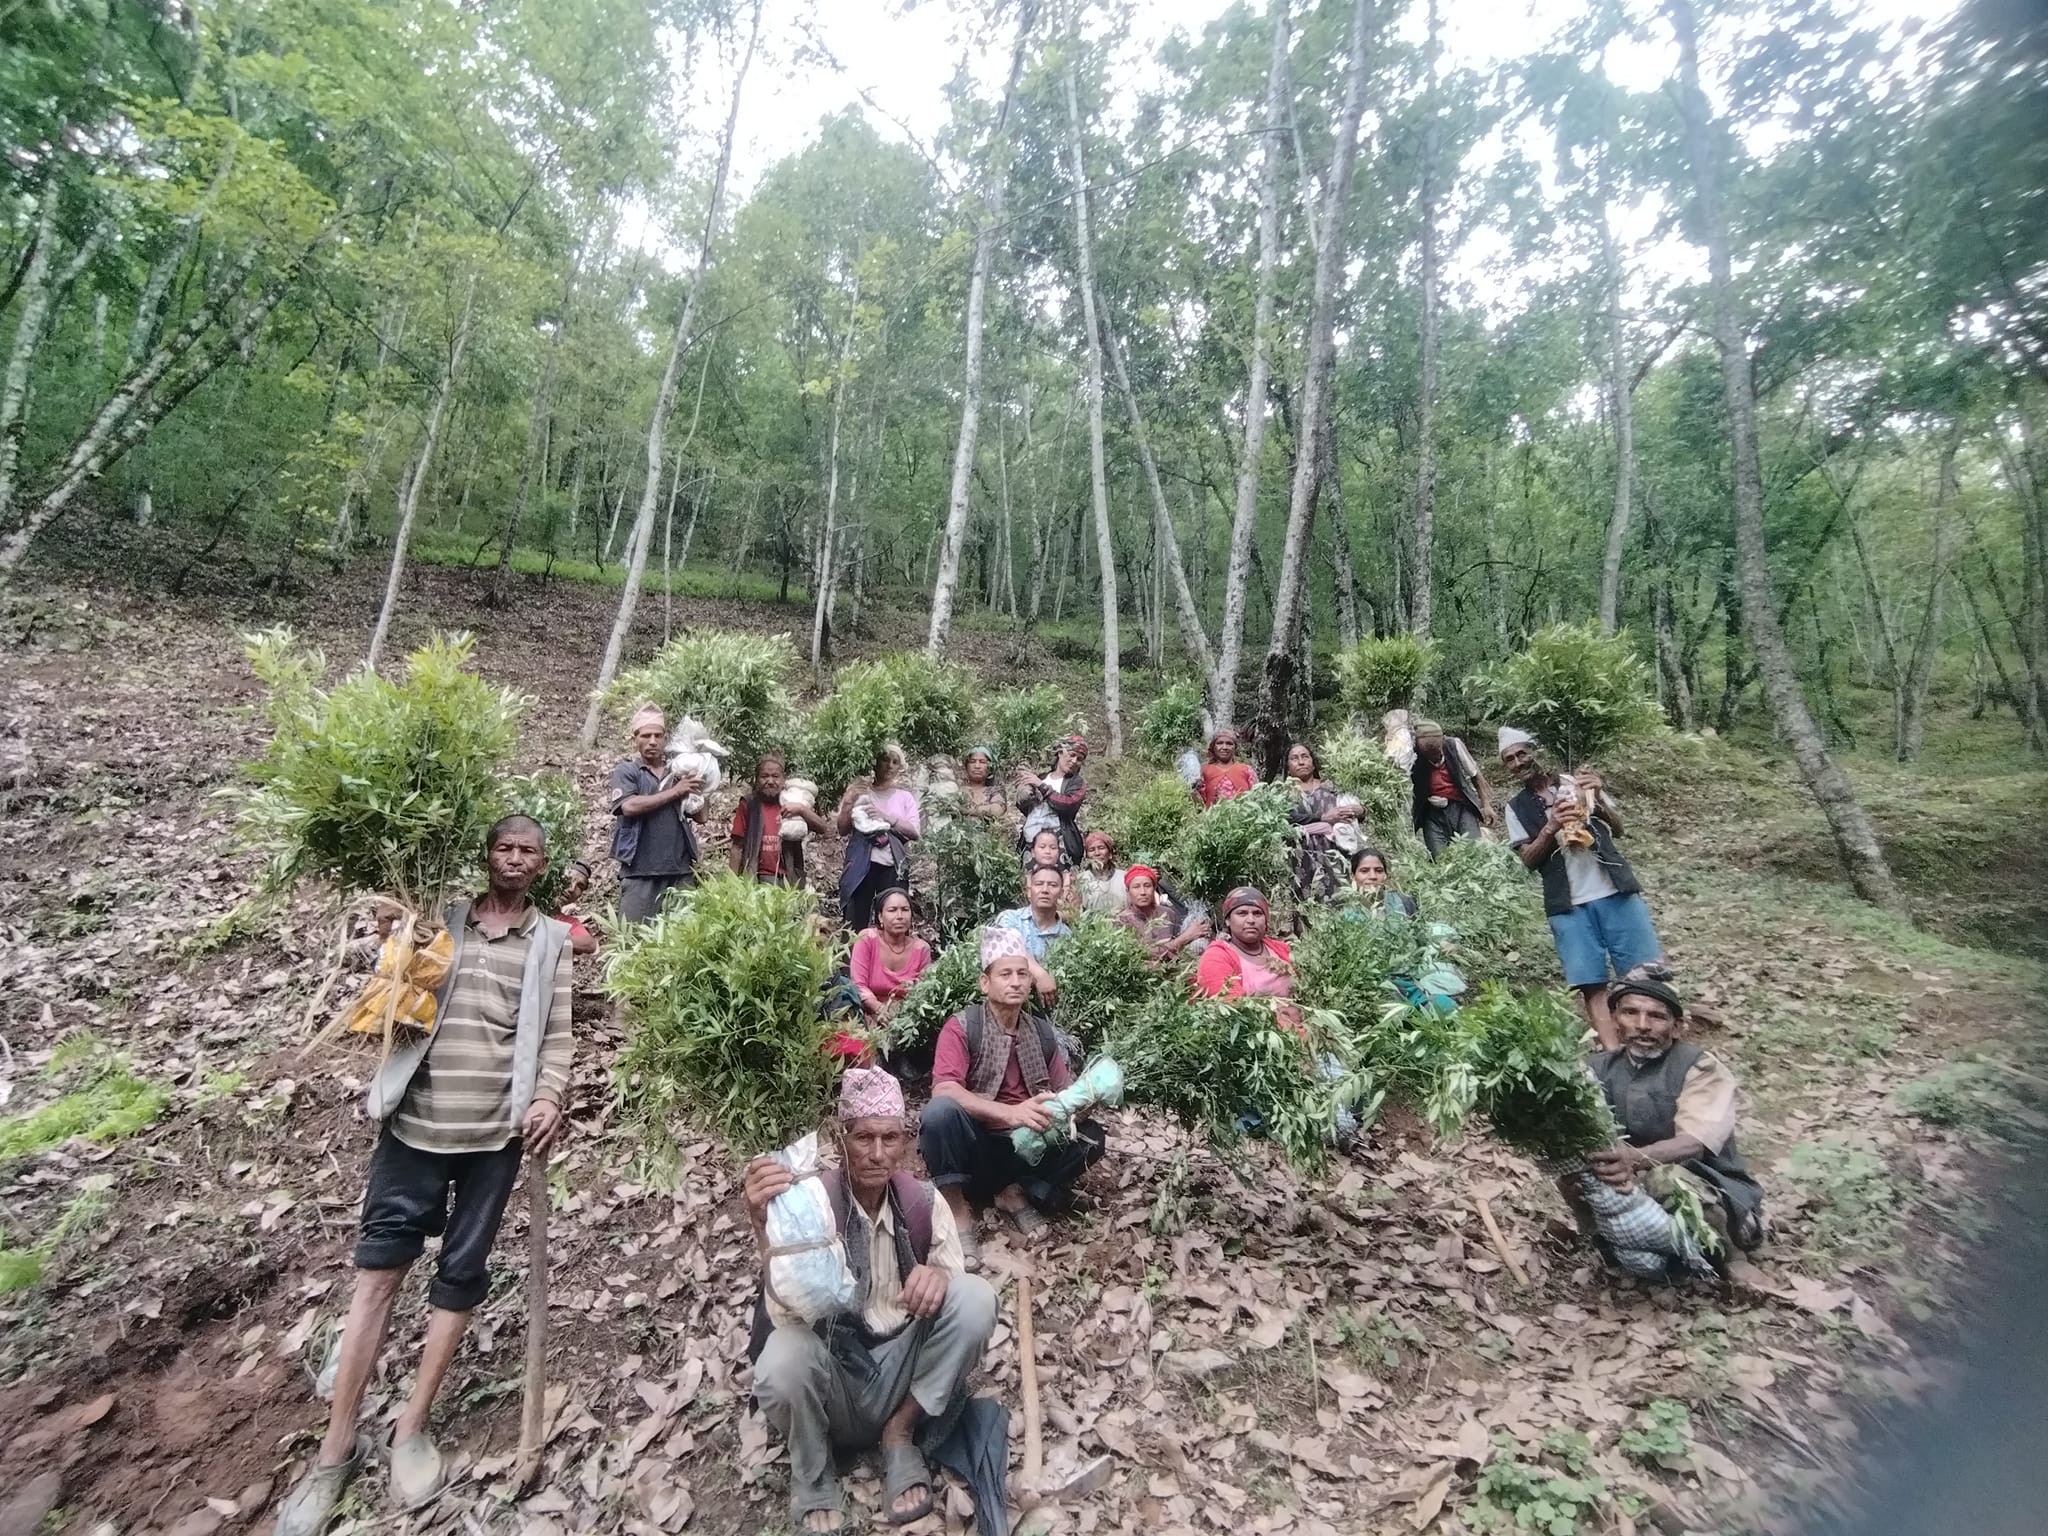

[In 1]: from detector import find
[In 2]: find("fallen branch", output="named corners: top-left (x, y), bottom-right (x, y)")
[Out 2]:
top-left (1017, 1273), bottom-right (1042, 1487)
top-left (515, 1159), bottom-right (551, 1490)
top-left (1472, 1191), bottom-right (1530, 1288)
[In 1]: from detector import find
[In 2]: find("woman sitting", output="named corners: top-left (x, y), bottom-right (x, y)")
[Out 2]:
top-left (1196, 728), bottom-right (1257, 808)
top-left (1348, 846), bottom-right (1419, 917)
top-left (1193, 887), bottom-right (1295, 1010)
top-left (1014, 735), bottom-right (1089, 866)
top-left (849, 888), bottom-right (932, 1025)
top-left (1076, 829), bottom-right (1128, 916)
top-left (1117, 864), bottom-right (1209, 961)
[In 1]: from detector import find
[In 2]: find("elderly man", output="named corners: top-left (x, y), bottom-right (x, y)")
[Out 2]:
top-left (993, 863), bottom-right (1071, 1006)
top-left (275, 816), bottom-right (573, 1536)
top-left (608, 705), bottom-right (705, 924)
top-left (1409, 719), bottom-right (1494, 857)
top-left (1499, 726), bottom-right (1661, 1049)
top-left (745, 1069), bottom-right (995, 1533)
top-left (1573, 971), bottom-right (1765, 1259)
top-left (920, 928), bottom-right (1102, 1251)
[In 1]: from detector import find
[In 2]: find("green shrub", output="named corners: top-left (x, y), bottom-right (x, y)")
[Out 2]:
top-left (1168, 782), bottom-right (1294, 903)
top-left (1406, 836), bottom-right (1550, 983)
top-left (0, 1037), bottom-right (168, 1161)
top-left (1480, 622), bottom-right (1660, 766)
top-left (980, 684), bottom-right (1072, 771)
top-left (1462, 983), bottom-right (1616, 1164)
top-left (1316, 726), bottom-right (1414, 844)
top-left (1620, 1400), bottom-right (1693, 1466)
top-left (1099, 771), bottom-right (1199, 865)
top-left (1335, 635), bottom-right (1434, 719)
top-left (925, 820), bottom-right (1024, 945)
top-left (1136, 680), bottom-right (1207, 763)
top-left (1891, 1059), bottom-right (2021, 1129)
top-left (235, 629), bottom-right (525, 911)
top-left (604, 870), bottom-right (834, 1153)
top-left (883, 939), bottom-right (986, 1056)
top-left (1048, 914), bottom-right (1167, 1047)
top-left (509, 770), bottom-right (585, 912)
top-left (600, 630), bottom-right (800, 772)
top-left (1470, 1447), bottom-right (1608, 1536)
top-left (800, 652), bottom-right (977, 799)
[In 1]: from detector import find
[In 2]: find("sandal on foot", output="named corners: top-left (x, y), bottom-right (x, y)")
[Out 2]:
top-left (1010, 1204), bottom-right (1047, 1239)
top-left (273, 1436), bottom-right (368, 1536)
top-left (388, 1432), bottom-right (448, 1511)
top-left (880, 1444), bottom-right (934, 1526)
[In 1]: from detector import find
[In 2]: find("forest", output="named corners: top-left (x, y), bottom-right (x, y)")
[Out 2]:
top-left (4, 0), bottom-right (2044, 897)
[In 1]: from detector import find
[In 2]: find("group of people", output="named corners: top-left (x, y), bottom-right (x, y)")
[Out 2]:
top-left (273, 703), bottom-right (1764, 1536)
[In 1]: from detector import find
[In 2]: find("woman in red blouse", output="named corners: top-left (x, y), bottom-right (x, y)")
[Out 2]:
top-left (1196, 729), bottom-right (1258, 807)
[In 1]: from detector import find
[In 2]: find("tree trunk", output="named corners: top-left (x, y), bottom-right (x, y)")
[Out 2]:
top-left (366, 276), bottom-right (478, 671)
top-left (1408, 0), bottom-right (1442, 642)
top-left (811, 276), bottom-right (860, 678)
top-left (1251, 0), bottom-right (1372, 772)
top-left (1896, 433), bottom-right (1961, 759)
top-left (926, 0), bottom-right (1037, 658)
top-left (1668, 0), bottom-right (1900, 909)
top-left (579, 1), bottom-right (760, 746)
top-left (1212, 0), bottom-right (1290, 727)
top-left (660, 457), bottom-right (684, 642)
top-left (1597, 173), bottom-right (1635, 634)
top-left (1321, 388), bottom-right (1359, 651)
top-left (1098, 299), bottom-right (1216, 686)
top-left (1063, 28), bottom-right (1123, 755)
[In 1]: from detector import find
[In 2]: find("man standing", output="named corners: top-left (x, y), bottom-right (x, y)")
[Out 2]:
top-left (1560, 971), bottom-right (1766, 1270)
top-left (746, 1069), bottom-right (995, 1534)
top-left (1499, 726), bottom-right (1661, 1049)
top-left (728, 752), bottom-right (829, 886)
top-left (608, 705), bottom-right (703, 923)
top-left (1409, 719), bottom-right (1494, 857)
top-left (274, 816), bottom-right (573, 1536)
top-left (993, 863), bottom-right (1070, 1006)
top-left (919, 929), bottom-right (1103, 1252)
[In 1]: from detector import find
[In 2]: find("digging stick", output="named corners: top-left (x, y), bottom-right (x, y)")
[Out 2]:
top-left (1017, 1273), bottom-right (1042, 1486)
top-left (516, 1158), bottom-right (550, 1487)
top-left (1472, 1192), bottom-right (1530, 1288)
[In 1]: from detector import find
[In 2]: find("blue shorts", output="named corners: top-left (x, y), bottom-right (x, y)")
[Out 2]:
top-left (1548, 892), bottom-right (1661, 988)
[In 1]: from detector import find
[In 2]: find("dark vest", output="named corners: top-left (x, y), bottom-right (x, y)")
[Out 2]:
top-left (1509, 782), bottom-right (1641, 917)
top-left (958, 1003), bottom-right (1062, 1093)
top-left (1591, 1043), bottom-right (1763, 1240)
top-left (1410, 738), bottom-right (1482, 827)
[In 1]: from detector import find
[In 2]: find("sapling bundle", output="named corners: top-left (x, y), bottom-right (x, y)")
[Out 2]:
top-left (512, 771), bottom-right (585, 913)
top-left (1478, 622), bottom-right (1660, 767)
top-left (1099, 771), bottom-right (1199, 865)
top-left (1407, 837), bottom-right (1550, 984)
top-left (880, 939), bottom-right (985, 1057)
top-left (800, 652), bottom-right (976, 800)
top-left (1316, 726), bottom-right (1415, 846)
top-left (1046, 915), bottom-right (1167, 1048)
top-left (924, 821), bottom-right (1020, 944)
top-left (1460, 984), bottom-right (1716, 1278)
top-left (1168, 783), bottom-right (1295, 904)
top-left (979, 684), bottom-right (1073, 770)
top-left (600, 630), bottom-right (799, 772)
top-left (235, 628), bottom-right (527, 1050)
top-left (1333, 635), bottom-right (1435, 721)
top-left (605, 870), bottom-right (835, 1153)
top-left (1135, 680), bottom-right (1206, 764)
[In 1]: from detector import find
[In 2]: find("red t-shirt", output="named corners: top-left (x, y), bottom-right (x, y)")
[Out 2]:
top-left (1427, 760), bottom-right (1458, 802)
top-left (1199, 762), bottom-right (1256, 807)
top-left (932, 1014), bottom-right (1074, 1104)
top-left (730, 799), bottom-right (782, 878)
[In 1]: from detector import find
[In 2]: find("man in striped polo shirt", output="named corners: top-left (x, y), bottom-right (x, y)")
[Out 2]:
top-left (276, 816), bottom-right (573, 1536)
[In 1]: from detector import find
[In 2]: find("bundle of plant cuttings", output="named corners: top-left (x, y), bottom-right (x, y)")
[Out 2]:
top-left (1046, 914), bottom-right (1168, 1048)
top-left (1168, 782), bottom-right (1295, 904)
top-left (600, 629), bottom-right (800, 773)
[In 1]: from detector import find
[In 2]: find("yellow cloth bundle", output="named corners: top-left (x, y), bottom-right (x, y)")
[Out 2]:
top-left (338, 925), bottom-right (454, 1039)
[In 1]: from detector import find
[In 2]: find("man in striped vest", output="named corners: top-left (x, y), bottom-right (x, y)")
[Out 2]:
top-left (275, 815), bottom-right (573, 1536)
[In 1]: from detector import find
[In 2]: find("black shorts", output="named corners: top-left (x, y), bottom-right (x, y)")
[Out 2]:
top-left (354, 1128), bottom-right (523, 1311)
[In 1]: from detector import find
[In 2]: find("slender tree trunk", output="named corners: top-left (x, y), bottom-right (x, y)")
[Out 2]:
top-left (366, 276), bottom-right (478, 671)
top-left (1322, 397), bottom-right (1359, 650)
top-left (1408, 0), bottom-right (1442, 642)
top-left (660, 457), bottom-right (684, 642)
top-left (1063, 26), bottom-right (1123, 755)
top-left (580, 2), bottom-right (760, 746)
top-left (1251, 0), bottom-right (1372, 772)
top-left (1896, 433), bottom-right (1961, 759)
top-left (1212, 0), bottom-right (1290, 727)
top-left (927, 0), bottom-right (1037, 658)
top-left (1597, 175), bottom-right (1636, 633)
top-left (0, 193), bottom-right (61, 524)
top-left (1958, 562), bottom-right (2022, 716)
top-left (1668, 0), bottom-right (1900, 909)
top-left (1098, 300), bottom-right (1216, 686)
top-left (811, 276), bottom-right (861, 677)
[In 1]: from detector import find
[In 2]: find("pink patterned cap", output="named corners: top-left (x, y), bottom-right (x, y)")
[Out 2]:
top-left (979, 924), bottom-right (1031, 971)
top-left (838, 1066), bottom-right (905, 1122)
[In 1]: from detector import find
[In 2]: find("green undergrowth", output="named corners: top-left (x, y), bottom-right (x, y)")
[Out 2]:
top-left (0, 1182), bottom-right (114, 1295)
top-left (410, 532), bottom-right (796, 606)
top-left (0, 1035), bottom-right (169, 1162)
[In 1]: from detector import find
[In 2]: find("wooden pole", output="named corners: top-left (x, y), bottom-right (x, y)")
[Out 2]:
top-left (1472, 1192), bottom-right (1530, 1288)
top-left (1017, 1274), bottom-right (1042, 1486)
top-left (516, 1161), bottom-right (550, 1487)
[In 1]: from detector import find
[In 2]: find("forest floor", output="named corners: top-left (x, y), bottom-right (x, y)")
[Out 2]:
top-left (3, 551), bottom-right (2047, 1536)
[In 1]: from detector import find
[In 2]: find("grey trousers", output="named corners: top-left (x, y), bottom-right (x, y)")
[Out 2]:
top-left (753, 1274), bottom-right (997, 1518)
top-left (1420, 798), bottom-right (1483, 857)
top-left (618, 872), bottom-right (692, 923)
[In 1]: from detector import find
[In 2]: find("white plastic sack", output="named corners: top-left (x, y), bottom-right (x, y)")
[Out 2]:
top-left (763, 1133), bottom-right (857, 1322)
top-left (780, 778), bottom-right (819, 842)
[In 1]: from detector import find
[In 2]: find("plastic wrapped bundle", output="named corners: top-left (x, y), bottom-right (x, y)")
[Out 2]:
top-left (761, 1133), bottom-right (857, 1322)
top-left (780, 778), bottom-right (819, 842)
top-left (1011, 1056), bottom-right (1125, 1166)
top-left (1564, 1166), bottom-right (1716, 1281)
top-left (1175, 748), bottom-right (1203, 788)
